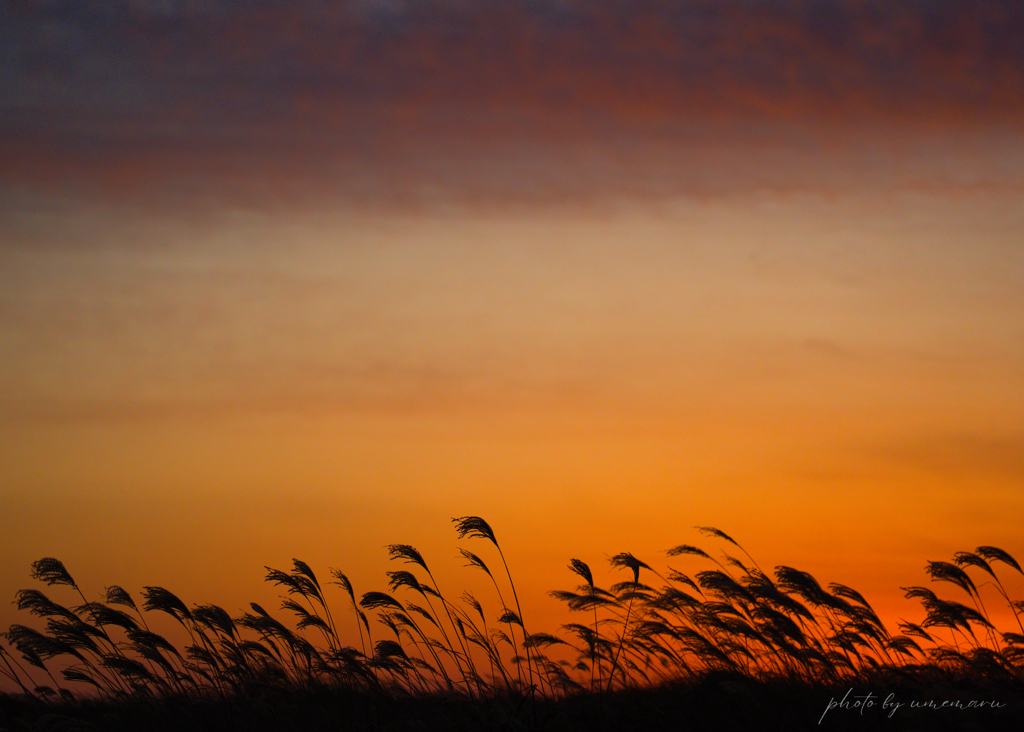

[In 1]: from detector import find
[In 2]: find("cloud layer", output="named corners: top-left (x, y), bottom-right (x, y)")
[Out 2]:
top-left (3, 2), bottom-right (1023, 209)
top-left (6, 1), bottom-right (1024, 125)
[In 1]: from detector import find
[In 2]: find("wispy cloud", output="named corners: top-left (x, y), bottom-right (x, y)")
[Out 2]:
top-left (6, 1), bottom-right (1022, 124)
top-left (2, 2), bottom-right (1022, 208)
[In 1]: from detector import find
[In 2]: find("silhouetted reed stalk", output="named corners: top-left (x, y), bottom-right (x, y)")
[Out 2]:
top-left (973, 547), bottom-right (1024, 634)
top-left (453, 516), bottom-right (541, 702)
top-left (3, 526), bottom-right (1022, 704)
top-left (386, 544), bottom-right (481, 699)
top-left (458, 591), bottom-right (509, 690)
top-left (460, 548), bottom-right (520, 689)
top-left (604, 553), bottom-right (647, 692)
top-left (565, 558), bottom-right (602, 692)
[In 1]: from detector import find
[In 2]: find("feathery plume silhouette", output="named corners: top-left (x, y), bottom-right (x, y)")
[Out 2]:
top-left (696, 527), bottom-right (739, 547)
top-left (568, 559), bottom-right (594, 588)
top-left (452, 517), bottom-right (497, 547)
top-left (459, 549), bottom-right (493, 578)
top-left (954, 551), bottom-right (996, 578)
top-left (976, 546), bottom-right (1023, 574)
top-left (104, 586), bottom-right (137, 611)
top-left (291, 559), bottom-right (322, 593)
top-left (387, 570), bottom-right (425, 595)
top-left (142, 587), bottom-right (192, 622)
top-left (30, 559), bottom-right (77, 590)
top-left (14, 590), bottom-right (78, 622)
top-left (498, 610), bottom-right (523, 627)
top-left (329, 569), bottom-right (353, 600)
top-left (360, 592), bottom-right (406, 613)
top-left (926, 560), bottom-right (978, 597)
top-left (609, 553), bottom-right (650, 583)
top-left (388, 545), bottom-right (430, 573)
top-left (667, 545), bottom-right (712, 560)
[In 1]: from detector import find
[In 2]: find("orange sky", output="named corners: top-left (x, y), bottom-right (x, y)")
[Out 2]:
top-left (2, 0), bottom-right (1023, 689)
top-left (3, 184), bottom-right (1022, 649)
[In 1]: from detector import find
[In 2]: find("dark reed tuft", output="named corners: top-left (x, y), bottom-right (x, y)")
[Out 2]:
top-left (666, 544), bottom-right (712, 560)
top-left (291, 559), bottom-right (322, 593)
top-left (387, 570), bottom-right (425, 595)
top-left (568, 559), bottom-right (594, 588)
top-left (461, 592), bottom-right (484, 622)
top-left (976, 546), bottom-right (1023, 574)
top-left (104, 585), bottom-right (138, 611)
top-left (6, 624), bottom-right (85, 664)
top-left (405, 604), bottom-right (438, 629)
top-left (359, 592), bottom-right (405, 612)
top-left (330, 569), bottom-right (355, 602)
top-left (141, 587), bottom-right (192, 622)
top-left (498, 610), bottom-right (523, 627)
top-left (192, 604), bottom-right (236, 638)
top-left (29, 559), bottom-right (79, 596)
top-left (609, 553), bottom-right (651, 583)
top-left (695, 527), bottom-right (739, 548)
top-left (388, 545), bottom-right (430, 572)
top-left (79, 602), bottom-right (139, 632)
top-left (264, 567), bottom-right (305, 596)
top-left (452, 517), bottom-right (498, 546)
top-left (14, 589), bottom-right (78, 622)
top-left (459, 549), bottom-right (493, 578)
top-left (926, 560), bottom-right (978, 597)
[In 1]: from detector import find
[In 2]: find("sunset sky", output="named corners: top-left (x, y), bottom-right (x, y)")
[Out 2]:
top-left (2, 0), bottom-right (1023, 669)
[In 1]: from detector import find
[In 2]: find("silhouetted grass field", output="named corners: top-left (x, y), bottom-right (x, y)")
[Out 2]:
top-left (2, 518), bottom-right (1023, 730)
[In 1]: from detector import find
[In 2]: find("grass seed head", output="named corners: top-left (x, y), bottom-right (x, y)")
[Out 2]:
top-left (452, 517), bottom-right (498, 547)
top-left (568, 559), bottom-right (594, 588)
top-left (388, 545), bottom-right (430, 573)
top-left (30, 558), bottom-right (78, 590)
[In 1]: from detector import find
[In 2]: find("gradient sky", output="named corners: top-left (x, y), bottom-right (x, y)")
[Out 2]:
top-left (2, 1), bottom-right (1023, 673)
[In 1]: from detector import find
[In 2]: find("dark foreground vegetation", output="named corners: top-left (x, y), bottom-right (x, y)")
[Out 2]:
top-left (2, 670), bottom-right (1022, 732)
top-left (2, 518), bottom-right (1023, 730)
